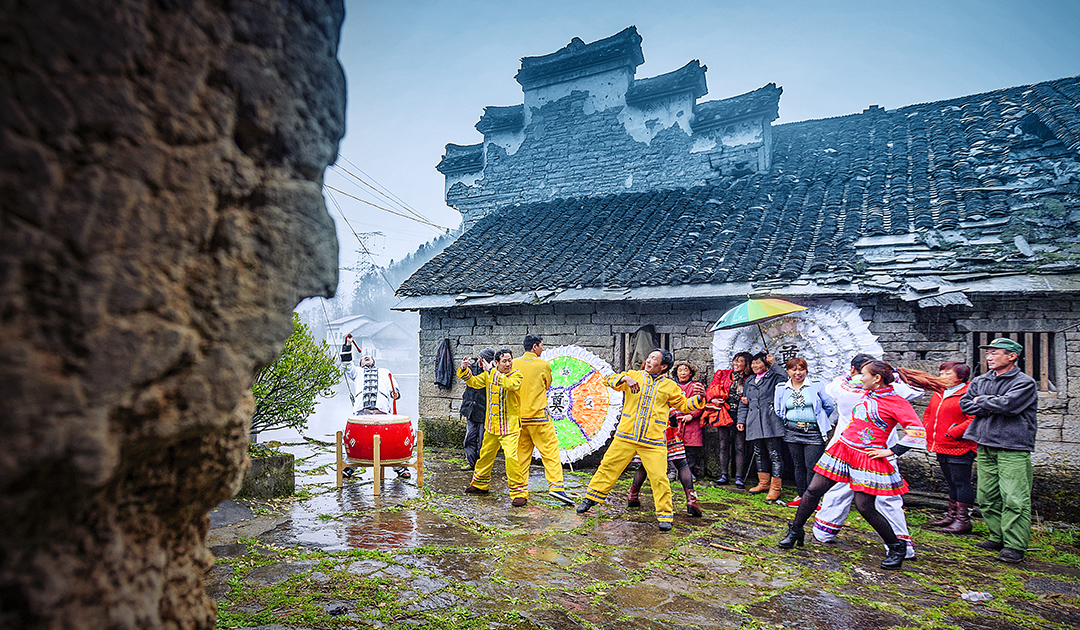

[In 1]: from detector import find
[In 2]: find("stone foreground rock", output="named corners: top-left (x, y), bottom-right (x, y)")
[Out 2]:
top-left (0, 1), bottom-right (345, 627)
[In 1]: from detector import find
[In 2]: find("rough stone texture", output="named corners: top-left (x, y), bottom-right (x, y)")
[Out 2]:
top-left (238, 454), bottom-right (296, 500)
top-left (415, 294), bottom-right (1080, 517)
top-left (0, 1), bottom-right (345, 628)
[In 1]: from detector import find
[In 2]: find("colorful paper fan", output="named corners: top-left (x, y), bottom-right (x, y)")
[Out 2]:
top-left (541, 345), bottom-right (623, 464)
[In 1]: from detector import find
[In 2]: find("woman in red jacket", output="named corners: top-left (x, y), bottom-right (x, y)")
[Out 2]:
top-left (897, 362), bottom-right (977, 534)
top-left (703, 352), bottom-right (753, 487)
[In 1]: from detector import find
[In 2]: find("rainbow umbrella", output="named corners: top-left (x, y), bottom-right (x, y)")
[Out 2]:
top-left (707, 298), bottom-right (807, 350)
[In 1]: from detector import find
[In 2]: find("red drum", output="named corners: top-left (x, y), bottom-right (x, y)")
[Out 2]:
top-left (343, 414), bottom-right (415, 465)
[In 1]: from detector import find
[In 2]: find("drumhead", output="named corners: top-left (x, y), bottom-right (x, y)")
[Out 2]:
top-left (346, 414), bottom-right (411, 426)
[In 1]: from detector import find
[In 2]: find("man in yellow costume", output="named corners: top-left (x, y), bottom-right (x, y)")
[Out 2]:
top-left (576, 348), bottom-right (704, 531)
top-left (513, 334), bottom-right (575, 506)
top-left (458, 348), bottom-right (528, 506)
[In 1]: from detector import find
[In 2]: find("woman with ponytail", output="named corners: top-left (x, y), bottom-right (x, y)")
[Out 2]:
top-left (897, 362), bottom-right (977, 534)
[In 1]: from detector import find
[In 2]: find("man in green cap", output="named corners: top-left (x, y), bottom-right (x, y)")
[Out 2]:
top-left (959, 338), bottom-right (1038, 563)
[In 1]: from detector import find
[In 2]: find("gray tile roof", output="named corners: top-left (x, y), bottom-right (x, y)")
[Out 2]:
top-left (401, 76), bottom-right (1080, 298)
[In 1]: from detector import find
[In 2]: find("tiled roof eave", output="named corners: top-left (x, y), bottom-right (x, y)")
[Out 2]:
top-left (393, 273), bottom-right (1080, 311)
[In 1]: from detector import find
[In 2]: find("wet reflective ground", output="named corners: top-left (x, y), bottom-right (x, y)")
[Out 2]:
top-left (207, 442), bottom-right (1080, 629)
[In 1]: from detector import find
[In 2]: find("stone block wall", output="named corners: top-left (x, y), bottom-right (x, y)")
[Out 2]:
top-left (417, 292), bottom-right (1080, 517)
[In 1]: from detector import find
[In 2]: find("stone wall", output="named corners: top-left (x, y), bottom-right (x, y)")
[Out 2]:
top-left (417, 294), bottom-right (1080, 517)
top-left (447, 93), bottom-right (772, 228)
top-left (0, 1), bottom-right (345, 628)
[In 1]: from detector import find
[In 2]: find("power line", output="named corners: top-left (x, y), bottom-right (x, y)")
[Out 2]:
top-left (324, 184), bottom-right (450, 231)
top-left (323, 186), bottom-right (399, 293)
top-left (338, 154), bottom-right (431, 224)
top-left (329, 162), bottom-right (433, 227)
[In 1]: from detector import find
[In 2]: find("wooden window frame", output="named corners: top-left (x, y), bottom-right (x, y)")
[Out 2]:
top-left (614, 331), bottom-right (672, 372)
top-left (970, 331), bottom-right (1057, 395)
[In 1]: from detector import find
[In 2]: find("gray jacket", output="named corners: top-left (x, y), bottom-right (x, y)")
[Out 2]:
top-left (738, 362), bottom-right (788, 441)
top-left (959, 366), bottom-right (1038, 451)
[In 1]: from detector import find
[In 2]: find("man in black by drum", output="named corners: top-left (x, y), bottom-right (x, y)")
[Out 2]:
top-left (460, 348), bottom-right (496, 471)
top-left (340, 335), bottom-right (408, 478)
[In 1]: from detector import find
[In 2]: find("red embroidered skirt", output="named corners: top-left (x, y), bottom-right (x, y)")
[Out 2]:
top-left (813, 441), bottom-right (908, 496)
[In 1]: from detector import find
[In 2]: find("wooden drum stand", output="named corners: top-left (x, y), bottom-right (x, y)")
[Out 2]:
top-left (335, 429), bottom-right (424, 496)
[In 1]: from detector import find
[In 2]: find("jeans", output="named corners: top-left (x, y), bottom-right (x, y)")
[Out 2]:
top-left (786, 440), bottom-right (826, 494)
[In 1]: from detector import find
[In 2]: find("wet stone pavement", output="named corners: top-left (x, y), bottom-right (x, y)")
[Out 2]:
top-left (206, 441), bottom-right (1080, 629)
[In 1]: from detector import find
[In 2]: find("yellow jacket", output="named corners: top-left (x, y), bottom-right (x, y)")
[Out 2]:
top-left (458, 365), bottom-right (523, 435)
top-left (512, 352), bottom-right (552, 425)
top-left (604, 371), bottom-right (703, 447)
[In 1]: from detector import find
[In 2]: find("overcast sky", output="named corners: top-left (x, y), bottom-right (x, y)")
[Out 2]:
top-left (324, 0), bottom-right (1080, 285)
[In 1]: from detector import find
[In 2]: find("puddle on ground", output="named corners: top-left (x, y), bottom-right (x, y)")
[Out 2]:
top-left (539, 533), bottom-right (592, 553)
top-left (598, 546), bottom-right (666, 570)
top-left (679, 552), bottom-right (744, 575)
top-left (257, 506), bottom-right (489, 552)
top-left (745, 588), bottom-right (907, 630)
top-left (584, 519), bottom-right (678, 550)
top-left (435, 494), bottom-right (582, 535)
top-left (522, 546), bottom-right (574, 567)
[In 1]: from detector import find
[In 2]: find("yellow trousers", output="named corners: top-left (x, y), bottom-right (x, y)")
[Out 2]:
top-left (517, 422), bottom-right (565, 496)
top-left (471, 430), bottom-right (527, 498)
top-left (584, 437), bottom-right (673, 523)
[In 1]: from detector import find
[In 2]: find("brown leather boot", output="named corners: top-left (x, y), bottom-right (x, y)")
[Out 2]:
top-left (930, 500), bottom-right (957, 527)
top-left (748, 472), bottom-right (771, 494)
top-left (627, 485), bottom-right (641, 508)
top-left (766, 476), bottom-right (783, 501)
top-left (685, 489), bottom-right (702, 517)
top-left (942, 503), bottom-right (972, 535)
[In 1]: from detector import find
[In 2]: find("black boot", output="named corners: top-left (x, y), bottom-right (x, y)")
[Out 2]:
top-left (576, 498), bottom-right (598, 514)
top-left (777, 523), bottom-right (804, 549)
top-left (880, 541), bottom-right (907, 570)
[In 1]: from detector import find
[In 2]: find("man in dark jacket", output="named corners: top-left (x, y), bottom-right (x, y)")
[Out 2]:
top-left (460, 348), bottom-right (495, 470)
top-left (960, 338), bottom-right (1038, 563)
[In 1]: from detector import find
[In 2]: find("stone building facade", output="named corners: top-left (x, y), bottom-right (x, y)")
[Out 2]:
top-left (414, 292), bottom-right (1080, 517)
top-left (400, 28), bottom-right (1080, 516)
